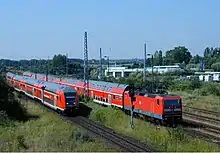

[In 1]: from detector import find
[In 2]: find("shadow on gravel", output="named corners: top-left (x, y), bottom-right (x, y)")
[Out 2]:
top-left (77, 103), bottom-right (93, 117)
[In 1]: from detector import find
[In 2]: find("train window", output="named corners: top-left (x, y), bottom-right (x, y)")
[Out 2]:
top-left (100, 97), bottom-right (103, 101)
top-left (157, 99), bottom-right (160, 105)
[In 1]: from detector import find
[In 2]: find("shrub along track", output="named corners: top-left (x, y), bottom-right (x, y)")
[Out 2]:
top-left (182, 106), bottom-right (220, 145)
top-left (16, 92), bottom-right (156, 152)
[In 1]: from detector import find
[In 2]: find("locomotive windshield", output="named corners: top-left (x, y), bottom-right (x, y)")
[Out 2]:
top-left (164, 99), bottom-right (181, 106)
top-left (64, 92), bottom-right (76, 105)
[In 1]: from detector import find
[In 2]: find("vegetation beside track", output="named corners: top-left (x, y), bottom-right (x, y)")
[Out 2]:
top-left (0, 96), bottom-right (118, 152)
top-left (80, 96), bottom-right (220, 152)
top-left (170, 91), bottom-right (220, 112)
top-left (0, 76), bottom-right (117, 152)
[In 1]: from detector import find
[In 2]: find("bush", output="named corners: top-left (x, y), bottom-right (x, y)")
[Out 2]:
top-left (200, 83), bottom-right (220, 96)
top-left (0, 75), bottom-right (28, 121)
top-left (93, 110), bottom-right (107, 123)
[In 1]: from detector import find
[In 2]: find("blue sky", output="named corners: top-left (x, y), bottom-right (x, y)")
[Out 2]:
top-left (0, 0), bottom-right (219, 60)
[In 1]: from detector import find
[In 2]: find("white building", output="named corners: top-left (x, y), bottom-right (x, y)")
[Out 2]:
top-left (104, 65), bottom-right (183, 78)
top-left (195, 71), bottom-right (220, 82)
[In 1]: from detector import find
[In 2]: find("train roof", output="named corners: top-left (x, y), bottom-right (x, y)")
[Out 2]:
top-left (6, 72), bottom-right (16, 78)
top-left (23, 72), bottom-right (128, 94)
top-left (89, 80), bottom-right (128, 89)
top-left (10, 72), bottom-right (76, 94)
top-left (13, 75), bottom-right (25, 81)
top-left (64, 78), bottom-right (80, 84)
top-left (39, 80), bottom-right (77, 93)
top-left (135, 90), bottom-right (179, 98)
top-left (23, 76), bottom-right (41, 85)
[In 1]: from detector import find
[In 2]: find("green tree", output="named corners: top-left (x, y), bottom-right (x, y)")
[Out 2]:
top-left (158, 50), bottom-right (163, 66)
top-left (164, 46), bottom-right (192, 65)
top-left (52, 54), bottom-right (67, 75)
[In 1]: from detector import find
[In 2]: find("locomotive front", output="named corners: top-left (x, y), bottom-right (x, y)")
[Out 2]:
top-left (63, 88), bottom-right (79, 115)
top-left (161, 95), bottom-right (182, 123)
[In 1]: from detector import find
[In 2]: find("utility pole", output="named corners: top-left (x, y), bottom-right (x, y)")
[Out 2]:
top-left (107, 56), bottom-right (109, 76)
top-left (66, 53), bottom-right (68, 77)
top-left (46, 56), bottom-right (49, 81)
top-left (34, 60), bottom-right (37, 79)
top-left (151, 55), bottom-right (154, 93)
top-left (99, 48), bottom-right (102, 80)
top-left (143, 43), bottom-right (147, 82)
top-left (84, 31), bottom-right (89, 97)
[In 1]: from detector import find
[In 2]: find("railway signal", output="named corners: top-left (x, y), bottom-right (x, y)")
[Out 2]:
top-left (129, 83), bottom-right (136, 129)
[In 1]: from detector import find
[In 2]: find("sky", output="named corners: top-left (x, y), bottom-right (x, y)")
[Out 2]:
top-left (0, 0), bottom-right (219, 60)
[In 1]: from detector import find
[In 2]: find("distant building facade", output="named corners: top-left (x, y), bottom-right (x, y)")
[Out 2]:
top-left (104, 65), bottom-right (183, 78)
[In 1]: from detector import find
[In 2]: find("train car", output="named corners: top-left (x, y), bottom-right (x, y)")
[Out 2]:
top-left (6, 72), bottom-right (79, 115)
top-left (129, 91), bottom-right (182, 124)
top-left (21, 71), bottom-right (182, 124)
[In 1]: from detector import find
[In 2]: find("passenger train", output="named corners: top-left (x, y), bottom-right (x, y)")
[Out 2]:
top-left (22, 71), bottom-right (182, 124)
top-left (6, 72), bottom-right (79, 115)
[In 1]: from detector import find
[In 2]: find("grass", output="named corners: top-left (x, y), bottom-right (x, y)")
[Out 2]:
top-left (170, 91), bottom-right (220, 112)
top-left (83, 100), bottom-right (220, 152)
top-left (0, 95), bottom-right (118, 152)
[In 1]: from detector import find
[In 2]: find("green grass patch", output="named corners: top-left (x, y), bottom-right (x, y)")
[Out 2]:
top-left (84, 101), bottom-right (220, 152)
top-left (170, 91), bottom-right (220, 112)
top-left (0, 97), bottom-right (117, 152)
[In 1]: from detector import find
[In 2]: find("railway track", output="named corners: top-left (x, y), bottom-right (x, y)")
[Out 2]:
top-left (182, 106), bottom-right (220, 144)
top-left (17, 92), bottom-right (156, 152)
top-left (183, 105), bottom-right (220, 117)
top-left (65, 116), bottom-right (156, 152)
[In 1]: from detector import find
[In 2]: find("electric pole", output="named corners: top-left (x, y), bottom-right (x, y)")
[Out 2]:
top-left (66, 53), bottom-right (68, 77)
top-left (151, 55), bottom-right (154, 93)
top-left (84, 31), bottom-right (89, 97)
top-left (99, 48), bottom-right (102, 80)
top-left (46, 56), bottom-right (49, 81)
top-left (143, 43), bottom-right (147, 82)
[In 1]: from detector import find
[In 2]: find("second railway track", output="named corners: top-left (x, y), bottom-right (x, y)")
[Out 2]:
top-left (65, 116), bottom-right (156, 152)
top-left (182, 106), bottom-right (220, 144)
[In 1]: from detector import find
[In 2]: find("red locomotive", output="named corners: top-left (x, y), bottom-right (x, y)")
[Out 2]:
top-left (6, 72), bottom-right (79, 115)
top-left (22, 71), bottom-right (182, 124)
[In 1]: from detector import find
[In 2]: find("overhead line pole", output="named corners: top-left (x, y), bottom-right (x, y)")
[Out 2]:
top-left (84, 31), bottom-right (89, 97)
top-left (99, 48), bottom-right (102, 80)
top-left (66, 53), bottom-right (68, 77)
top-left (143, 43), bottom-right (147, 82)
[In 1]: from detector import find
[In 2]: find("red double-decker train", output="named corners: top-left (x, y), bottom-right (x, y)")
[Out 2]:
top-left (22, 71), bottom-right (183, 124)
top-left (6, 72), bottom-right (79, 115)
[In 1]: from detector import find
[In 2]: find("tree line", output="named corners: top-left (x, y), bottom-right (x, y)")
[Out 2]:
top-left (1, 45), bottom-right (220, 78)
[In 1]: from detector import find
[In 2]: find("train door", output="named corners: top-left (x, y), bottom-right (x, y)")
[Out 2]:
top-left (150, 99), bottom-right (154, 115)
top-left (91, 91), bottom-right (94, 99)
top-left (41, 89), bottom-right (44, 104)
top-left (108, 94), bottom-right (112, 105)
top-left (54, 96), bottom-right (57, 108)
